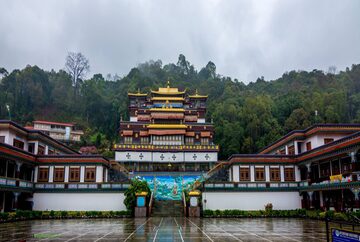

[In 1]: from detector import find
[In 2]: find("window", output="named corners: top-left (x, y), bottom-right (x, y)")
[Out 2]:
top-left (284, 168), bottom-right (295, 181)
top-left (201, 138), bottom-right (209, 145)
top-left (306, 142), bottom-right (312, 151)
top-left (186, 137), bottom-right (194, 145)
top-left (85, 167), bottom-right (96, 182)
top-left (255, 167), bottom-right (265, 181)
top-left (140, 137), bottom-right (149, 144)
top-left (270, 168), bottom-right (280, 181)
top-left (38, 168), bottom-right (49, 182)
top-left (240, 167), bottom-right (250, 181)
top-left (28, 143), bottom-right (35, 153)
top-left (53, 167), bottom-right (65, 182)
top-left (124, 137), bottom-right (132, 144)
top-left (69, 167), bottom-right (80, 182)
top-left (0, 136), bottom-right (5, 143)
top-left (13, 139), bottom-right (24, 149)
top-left (324, 138), bottom-right (334, 144)
top-left (288, 145), bottom-right (295, 155)
top-left (278, 148), bottom-right (286, 155)
top-left (38, 145), bottom-right (45, 155)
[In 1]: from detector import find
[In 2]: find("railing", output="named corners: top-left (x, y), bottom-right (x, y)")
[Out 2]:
top-left (0, 176), bottom-right (33, 190)
top-left (35, 182), bottom-right (130, 191)
top-left (182, 191), bottom-right (187, 217)
top-left (325, 218), bottom-right (360, 242)
top-left (204, 181), bottom-right (299, 190)
top-left (148, 190), bottom-right (155, 216)
top-left (299, 180), bottom-right (360, 191)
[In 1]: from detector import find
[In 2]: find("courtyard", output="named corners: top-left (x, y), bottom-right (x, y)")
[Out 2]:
top-left (0, 217), bottom-right (328, 241)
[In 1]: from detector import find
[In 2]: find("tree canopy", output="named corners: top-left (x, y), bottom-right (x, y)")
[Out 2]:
top-left (1, 54), bottom-right (360, 159)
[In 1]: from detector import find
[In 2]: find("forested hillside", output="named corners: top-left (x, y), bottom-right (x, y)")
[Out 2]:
top-left (1, 54), bottom-right (360, 159)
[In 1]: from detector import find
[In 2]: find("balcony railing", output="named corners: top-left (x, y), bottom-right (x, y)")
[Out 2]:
top-left (204, 181), bottom-right (299, 190)
top-left (299, 180), bottom-right (360, 191)
top-left (34, 182), bottom-right (130, 191)
top-left (0, 177), bottom-right (33, 190)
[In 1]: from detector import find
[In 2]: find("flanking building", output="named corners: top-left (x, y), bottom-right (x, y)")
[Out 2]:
top-left (203, 124), bottom-right (360, 211)
top-left (114, 82), bottom-right (219, 175)
top-left (26, 120), bottom-right (84, 143)
top-left (0, 120), bottom-right (128, 212)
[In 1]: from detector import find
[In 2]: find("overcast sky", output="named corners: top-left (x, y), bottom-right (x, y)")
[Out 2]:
top-left (0, 0), bottom-right (359, 83)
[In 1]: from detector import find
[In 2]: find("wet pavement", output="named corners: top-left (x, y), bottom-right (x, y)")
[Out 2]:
top-left (0, 217), bottom-right (328, 241)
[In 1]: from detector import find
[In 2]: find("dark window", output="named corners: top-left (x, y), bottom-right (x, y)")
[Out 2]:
top-left (28, 143), bottom-right (35, 153)
top-left (306, 142), bottom-right (312, 151)
top-left (255, 167), bottom-right (265, 181)
top-left (240, 168), bottom-right (250, 181)
top-left (38, 168), bottom-right (49, 182)
top-left (284, 168), bottom-right (295, 181)
top-left (38, 145), bottom-right (45, 155)
top-left (270, 168), bottom-right (280, 181)
top-left (0, 136), bottom-right (5, 143)
top-left (53, 167), bottom-right (65, 182)
top-left (69, 167), bottom-right (80, 182)
top-left (278, 149), bottom-right (286, 155)
top-left (85, 167), bottom-right (96, 182)
top-left (324, 138), bottom-right (334, 144)
top-left (13, 139), bottom-right (24, 149)
top-left (288, 145), bottom-right (295, 155)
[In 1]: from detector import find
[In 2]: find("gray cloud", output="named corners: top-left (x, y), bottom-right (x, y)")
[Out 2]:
top-left (0, 0), bottom-right (359, 83)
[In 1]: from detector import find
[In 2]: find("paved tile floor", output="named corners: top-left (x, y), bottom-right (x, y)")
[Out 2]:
top-left (0, 217), bottom-right (328, 241)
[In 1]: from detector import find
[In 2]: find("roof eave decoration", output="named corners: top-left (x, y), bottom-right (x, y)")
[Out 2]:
top-left (128, 88), bottom-right (147, 96)
top-left (189, 89), bottom-right (208, 98)
top-left (150, 81), bottom-right (186, 95)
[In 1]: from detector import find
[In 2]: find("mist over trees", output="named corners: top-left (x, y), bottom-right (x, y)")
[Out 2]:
top-left (1, 54), bottom-right (360, 159)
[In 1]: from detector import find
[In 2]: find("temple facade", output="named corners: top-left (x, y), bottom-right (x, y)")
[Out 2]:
top-left (114, 82), bottom-right (219, 174)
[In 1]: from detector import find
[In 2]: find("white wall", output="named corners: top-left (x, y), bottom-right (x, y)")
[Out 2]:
top-left (33, 193), bottom-right (126, 211)
top-left (115, 151), bottom-right (218, 163)
top-left (203, 192), bottom-right (302, 210)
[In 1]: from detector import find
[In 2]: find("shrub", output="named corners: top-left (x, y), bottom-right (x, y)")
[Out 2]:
top-left (124, 178), bottom-right (151, 213)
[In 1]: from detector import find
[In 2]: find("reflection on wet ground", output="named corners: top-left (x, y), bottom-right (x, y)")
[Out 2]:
top-left (0, 217), bottom-right (327, 241)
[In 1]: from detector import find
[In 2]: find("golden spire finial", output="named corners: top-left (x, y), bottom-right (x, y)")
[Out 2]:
top-left (167, 80), bottom-right (170, 88)
top-left (137, 88), bottom-right (140, 94)
top-left (195, 89), bottom-right (198, 95)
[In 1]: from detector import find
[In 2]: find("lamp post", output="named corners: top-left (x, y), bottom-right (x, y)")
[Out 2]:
top-left (6, 104), bottom-right (11, 120)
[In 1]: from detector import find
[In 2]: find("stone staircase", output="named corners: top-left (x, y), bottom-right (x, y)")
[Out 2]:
top-left (151, 200), bottom-right (184, 217)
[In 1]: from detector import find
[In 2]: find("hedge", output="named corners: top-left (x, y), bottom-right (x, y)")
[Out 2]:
top-left (0, 210), bottom-right (131, 223)
top-left (203, 209), bottom-right (360, 222)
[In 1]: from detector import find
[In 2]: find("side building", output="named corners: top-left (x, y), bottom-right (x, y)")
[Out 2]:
top-left (204, 124), bottom-right (360, 211)
top-left (114, 83), bottom-right (219, 175)
top-left (26, 120), bottom-right (84, 143)
top-left (0, 120), bottom-right (128, 212)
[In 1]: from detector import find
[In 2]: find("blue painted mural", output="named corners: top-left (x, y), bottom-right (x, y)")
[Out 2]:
top-left (137, 175), bottom-right (200, 200)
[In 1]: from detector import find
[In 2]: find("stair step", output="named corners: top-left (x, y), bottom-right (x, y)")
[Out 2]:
top-left (151, 200), bottom-right (184, 217)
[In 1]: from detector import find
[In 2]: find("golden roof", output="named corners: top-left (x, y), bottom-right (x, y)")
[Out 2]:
top-left (128, 88), bottom-right (147, 97)
top-left (147, 124), bottom-right (187, 129)
top-left (189, 89), bottom-right (208, 98)
top-left (189, 190), bottom-right (201, 196)
top-left (135, 192), bottom-right (148, 196)
top-left (151, 81), bottom-right (185, 95)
